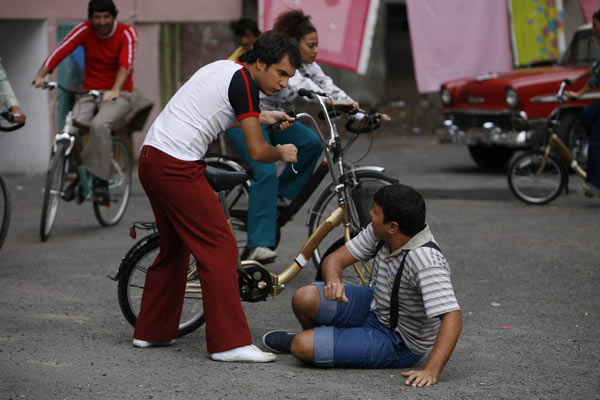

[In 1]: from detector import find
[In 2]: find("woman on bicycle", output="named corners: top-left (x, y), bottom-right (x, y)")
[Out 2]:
top-left (226, 9), bottom-right (364, 262)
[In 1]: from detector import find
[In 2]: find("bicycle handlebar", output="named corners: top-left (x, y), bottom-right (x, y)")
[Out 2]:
top-left (40, 81), bottom-right (102, 98)
top-left (0, 111), bottom-right (25, 131)
top-left (298, 89), bottom-right (383, 134)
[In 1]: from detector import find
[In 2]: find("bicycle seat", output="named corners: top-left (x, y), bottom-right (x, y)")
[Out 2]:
top-left (205, 166), bottom-right (249, 192)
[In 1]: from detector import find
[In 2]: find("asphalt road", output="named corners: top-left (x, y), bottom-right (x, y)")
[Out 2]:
top-left (1, 135), bottom-right (599, 399)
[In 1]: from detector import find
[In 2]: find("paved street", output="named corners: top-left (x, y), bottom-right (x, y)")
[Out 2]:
top-left (1, 134), bottom-right (599, 399)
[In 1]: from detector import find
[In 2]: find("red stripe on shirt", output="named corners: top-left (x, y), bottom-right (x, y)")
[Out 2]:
top-left (238, 67), bottom-right (255, 114)
top-left (237, 111), bottom-right (260, 121)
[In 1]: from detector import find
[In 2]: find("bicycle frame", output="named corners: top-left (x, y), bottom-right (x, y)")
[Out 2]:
top-left (536, 80), bottom-right (587, 180)
top-left (539, 133), bottom-right (587, 178)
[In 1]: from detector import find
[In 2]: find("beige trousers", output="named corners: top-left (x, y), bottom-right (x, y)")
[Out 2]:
top-left (72, 92), bottom-right (132, 181)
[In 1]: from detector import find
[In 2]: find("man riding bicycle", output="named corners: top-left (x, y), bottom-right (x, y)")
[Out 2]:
top-left (0, 59), bottom-right (26, 124)
top-left (31, 0), bottom-right (137, 205)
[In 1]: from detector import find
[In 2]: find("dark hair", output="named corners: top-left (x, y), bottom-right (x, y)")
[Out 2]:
top-left (273, 9), bottom-right (316, 40)
top-left (88, 0), bottom-right (118, 19)
top-left (373, 184), bottom-right (426, 236)
top-left (594, 9), bottom-right (600, 22)
top-left (242, 30), bottom-right (301, 69)
top-left (230, 18), bottom-right (261, 37)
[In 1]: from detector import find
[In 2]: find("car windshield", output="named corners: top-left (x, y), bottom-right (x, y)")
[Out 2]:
top-left (560, 29), bottom-right (600, 65)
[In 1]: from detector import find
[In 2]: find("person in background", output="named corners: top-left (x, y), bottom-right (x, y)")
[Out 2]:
top-left (228, 18), bottom-right (261, 62)
top-left (566, 9), bottom-right (600, 198)
top-left (31, 0), bottom-right (137, 205)
top-left (0, 59), bottom-right (26, 124)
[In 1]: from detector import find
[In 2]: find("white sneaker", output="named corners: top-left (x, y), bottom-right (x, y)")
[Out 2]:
top-left (132, 338), bottom-right (175, 348)
top-left (210, 344), bottom-right (276, 362)
top-left (247, 247), bottom-right (278, 261)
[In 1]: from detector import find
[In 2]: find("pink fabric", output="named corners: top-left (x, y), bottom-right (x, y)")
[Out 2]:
top-left (406, 0), bottom-right (513, 93)
top-left (578, 0), bottom-right (600, 23)
top-left (260, 0), bottom-right (375, 73)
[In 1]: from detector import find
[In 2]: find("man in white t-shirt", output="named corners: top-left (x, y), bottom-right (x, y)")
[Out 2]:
top-left (132, 31), bottom-right (300, 363)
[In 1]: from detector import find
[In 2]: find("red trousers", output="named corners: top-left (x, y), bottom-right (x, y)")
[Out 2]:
top-left (133, 145), bottom-right (252, 353)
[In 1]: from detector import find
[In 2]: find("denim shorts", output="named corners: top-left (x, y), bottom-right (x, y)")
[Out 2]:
top-left (311, 282), bottom-right (423, 368)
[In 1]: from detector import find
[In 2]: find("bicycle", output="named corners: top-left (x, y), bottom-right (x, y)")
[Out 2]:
top-left (111, 89), bottom-right (398, 336)
top-left (205, 92), bottom-right (396, 268)
top-left (0, 110), bottom-right (25, 251)
top-left (38, 82), bottom-right (132, 240)
top-left (508, 79), bottom-right (590, 205)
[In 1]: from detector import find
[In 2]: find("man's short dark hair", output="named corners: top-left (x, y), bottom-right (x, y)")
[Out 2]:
top-left (230, 18), bottom-right (261, 37)
top-left (374, 184), bottom-right (426, 236)
top-left (242, 30), bottom-right (301, 69)
top-left (594, 9), bottom-right (600, 22)
top-left (88, 0), bottom-right (118, 19)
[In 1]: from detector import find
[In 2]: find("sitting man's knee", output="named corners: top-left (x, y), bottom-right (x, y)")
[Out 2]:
top-left (290, 331), bottom-right (314, 363)
top-left (292, 284), bottom-right (320, 316)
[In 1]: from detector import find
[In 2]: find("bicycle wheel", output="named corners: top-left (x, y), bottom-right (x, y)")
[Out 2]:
top-left (205, 158), bottom-right (249, 254)
top-left (508, 151), bottom-right (566, 205)
top-left (94, 138), bottom-right (131, 226)
top-left (315, 237), bottom-right (375, 286)
top-left (40, 145), bottom-right (67, 241)
top-left (0, 175), bottom-right (10, 250)
top-left (307, 170), bottom-right (397, 269)
top-left (117, 233), bottom-right (205, 337)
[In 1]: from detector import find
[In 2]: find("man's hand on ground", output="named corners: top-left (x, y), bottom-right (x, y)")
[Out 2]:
top-left (401, 369), bottom-right (437, 387)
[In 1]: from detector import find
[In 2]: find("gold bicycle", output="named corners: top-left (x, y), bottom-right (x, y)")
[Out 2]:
top-left (508, 80), bottom-right (590, 204)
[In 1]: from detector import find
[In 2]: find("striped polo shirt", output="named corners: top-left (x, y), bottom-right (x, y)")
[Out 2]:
top-left (345, 224), bottom-right (460, 355)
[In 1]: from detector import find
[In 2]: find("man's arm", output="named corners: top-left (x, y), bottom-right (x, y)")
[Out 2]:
top-left (239, 116), bottom-right (297, 163)
top-left (103, 67), bottom-right (129, 102)
top-left (321, 245), bottom-right (359, 303)
top-left (32, 23), bottom-right (87, 87)
top-left (401, 309), bottom-right (462, 387)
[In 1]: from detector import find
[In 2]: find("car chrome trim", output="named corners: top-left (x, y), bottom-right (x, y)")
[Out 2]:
top-left (531, 91), bottom-right (600, 103)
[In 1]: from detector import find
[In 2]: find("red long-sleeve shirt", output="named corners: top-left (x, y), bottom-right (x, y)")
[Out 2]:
top-left (43, 21), bottom-right (137, 92)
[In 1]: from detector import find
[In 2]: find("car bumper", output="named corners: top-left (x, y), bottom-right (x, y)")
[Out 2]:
top-left (437, 112), bottom-right (545, 148)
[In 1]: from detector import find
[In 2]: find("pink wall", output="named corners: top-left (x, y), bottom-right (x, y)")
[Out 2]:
top-left (0, 0), bottom-right (239, 22)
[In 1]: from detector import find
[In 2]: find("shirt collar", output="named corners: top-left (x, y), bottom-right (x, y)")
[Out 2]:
top-left (386, 224), bottom-right (433, 257)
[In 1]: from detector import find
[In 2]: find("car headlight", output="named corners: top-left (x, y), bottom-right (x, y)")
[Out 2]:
top-left (505, 87), bottom-right (519, 108)
top-left (440, 87), bottom-right (452, 105)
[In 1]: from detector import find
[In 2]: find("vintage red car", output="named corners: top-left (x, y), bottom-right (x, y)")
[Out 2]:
top-left (439, 24), bottom-right (595, 169)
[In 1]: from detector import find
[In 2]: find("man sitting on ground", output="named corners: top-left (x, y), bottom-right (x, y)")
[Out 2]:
top-left (263, 184), bottom-right (462, 387)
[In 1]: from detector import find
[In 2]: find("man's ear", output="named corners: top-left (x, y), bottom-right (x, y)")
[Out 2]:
top-left (256, 58), bottom-right (266, 71)
top-left (387, 221), bottom-right (399, 235)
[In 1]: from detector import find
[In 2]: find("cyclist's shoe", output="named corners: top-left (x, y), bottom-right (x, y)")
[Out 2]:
top-left (262, 330), bottom-right (296, 354)
top-left (132, 338), bottom-right (175, 348)
top-left (210, 344), bottom-right (276, 363)
top-left (582, 182), bottom-right (600, 198)
top-left (247, 247), bottom-right (277, 263)
top-left (93, 178), bottom-right (110, 206)
top-left (62, 177), bottom-right (79, 201)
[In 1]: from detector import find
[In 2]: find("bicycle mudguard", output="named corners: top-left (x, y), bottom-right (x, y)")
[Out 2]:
top-left (350, 165), bottom-right (387, 174)
top-left (107, 232), bottom-right (159, 281)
